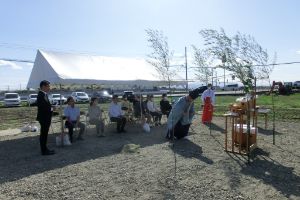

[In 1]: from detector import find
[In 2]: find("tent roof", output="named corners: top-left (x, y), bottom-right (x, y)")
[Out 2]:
top-left (27, 50), bottom-right (163, 89)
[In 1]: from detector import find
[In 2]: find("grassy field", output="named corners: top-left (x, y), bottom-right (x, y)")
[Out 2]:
top-left (211, 93), bottom-right (300, 120)
top-left (0, 93), bottom-right (299, 130)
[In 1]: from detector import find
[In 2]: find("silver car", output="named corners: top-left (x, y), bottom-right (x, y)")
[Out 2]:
top-left (4, 93), bottom-right (21, 107)
top-left (27, 94), bottom-right (38, 106)
top-left (71, 92), bottom-right (90, 103)
top-left (49, 94), bottom-right (67, 105)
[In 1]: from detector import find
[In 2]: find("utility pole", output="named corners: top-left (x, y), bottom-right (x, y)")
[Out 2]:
top-left (211, 68), bottom-right (214, 86)
top-left (215, 71), bottom-right (218, 88)
top-left (185, 46), bottom-right (188, 92)
top-left (222, 53), bottom-right (227, 89)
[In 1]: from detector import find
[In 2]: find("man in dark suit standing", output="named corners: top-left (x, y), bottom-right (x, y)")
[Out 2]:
top-left (36, 80), bottom-right (55, 155)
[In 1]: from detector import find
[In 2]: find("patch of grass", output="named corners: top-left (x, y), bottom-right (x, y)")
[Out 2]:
top-left (1, 93), bottom-right (300, 131)
top-left (193, 93), bottom-right (300, 122)
top-left (0, 102), bottom-right (111, 131)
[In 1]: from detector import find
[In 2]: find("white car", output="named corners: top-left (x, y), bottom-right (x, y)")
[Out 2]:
top-left (49, 94), bottom-right (67, 105)
top-left (71, 92), bottom-right (89, 103)
top-left (223, 84), bottom-right (241, 91)
top-left (27, 94), bottom-right (38, 106)
top-left (4, 93), bottom-right (21, 107)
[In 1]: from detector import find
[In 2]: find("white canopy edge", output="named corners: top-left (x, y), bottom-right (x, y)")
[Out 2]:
top-left (27, 50), bottom-right (170, 89)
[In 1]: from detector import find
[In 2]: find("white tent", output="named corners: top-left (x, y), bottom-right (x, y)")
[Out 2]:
top-left (27, 50), bottom-right (164, 89)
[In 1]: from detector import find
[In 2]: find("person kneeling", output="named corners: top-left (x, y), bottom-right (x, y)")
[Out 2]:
top-left (166, 88), bottom-right (203, 140)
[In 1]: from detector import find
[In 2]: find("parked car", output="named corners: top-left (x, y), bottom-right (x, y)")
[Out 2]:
top-left (284, 82), bottom-right (293, 91)
top-left (92, 90), bottom-right (112, 103)
top-left (123, 91), bottom-right (135, 102)
top-left (223, 84), bottom-right (241, 91)
top-left (4, 93), bottom-right (21, 107)
top-left (27, 94), bottom-right (38, 106)
top-left (284, 82), bottom-right (293, 87)
top-left (71, 92), bottom-right (89, 103)
top-left (293, 81), bottom-right (300, 89)
top-left (49, 94), bottom-right (67, 105)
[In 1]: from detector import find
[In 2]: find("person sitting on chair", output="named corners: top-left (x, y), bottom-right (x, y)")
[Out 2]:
top-left (109, 95), bottom-right (127, 133)
top-left (88, 97), bottom-right (105, 137)
top-left (121, 95), bottom-right (133, 121)
top-left (132, 95), bottom-right (152, 124)
top-left (166, 87), bottom-right (203, 140)
top-left (160, 93), bottom-right (172, 117)
top-left (64, 96), bottom-right (85, 142)
top-left (147, 94), bottom-right (162, 126)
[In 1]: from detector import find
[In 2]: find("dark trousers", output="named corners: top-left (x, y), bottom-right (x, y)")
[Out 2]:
top-left (110, 116), bottom-right (126, 132)
top-left (167, 121), bottom-right (191, 140)
top-left (162, 111), bottom-right (170, 118)
top-left (39, 120), bottom-right (51, 153)
top-left (65, 120), bottom-right (85, 142)
top-left (150, 111), bottom-right (162, 123)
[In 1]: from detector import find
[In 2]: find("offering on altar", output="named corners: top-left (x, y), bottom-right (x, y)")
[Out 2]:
top-left (229, 93), bottom-right (257, 113)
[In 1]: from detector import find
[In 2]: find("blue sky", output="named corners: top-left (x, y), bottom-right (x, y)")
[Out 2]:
top-left (1, 0), bottom-right (300, 90)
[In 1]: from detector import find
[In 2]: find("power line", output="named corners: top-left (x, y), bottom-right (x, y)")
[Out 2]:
top-left (252, 61), bottom-right (300, 67)
top-left (0, 42), bottom-right (149, 58)
top-left (0, 58), bottom-right (34, 63)
top-left (188, 61), bottom-right (300, 69)
top-left (1, 41), bottom-right (300, 67)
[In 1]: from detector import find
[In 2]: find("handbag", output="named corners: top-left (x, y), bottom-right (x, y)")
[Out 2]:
top-left (143, 123), bottom-right (151, 133)
top-left (56, 133), bottom-right (71, 146)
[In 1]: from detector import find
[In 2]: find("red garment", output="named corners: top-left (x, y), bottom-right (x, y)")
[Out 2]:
top-left (202, 97), bottom-right (213, 123)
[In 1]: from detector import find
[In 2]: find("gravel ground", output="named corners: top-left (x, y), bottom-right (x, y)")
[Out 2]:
top-left (0, 116), bottom-right (299, 200)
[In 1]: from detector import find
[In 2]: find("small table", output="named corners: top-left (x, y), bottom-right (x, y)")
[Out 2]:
top-left (223, 110), bottom-right (257, 155)
top-left (223, 112), bottom-right (240, 153)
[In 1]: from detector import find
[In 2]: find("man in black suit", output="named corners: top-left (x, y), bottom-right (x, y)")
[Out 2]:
top-left (36, 80), bottom-right (55, 155)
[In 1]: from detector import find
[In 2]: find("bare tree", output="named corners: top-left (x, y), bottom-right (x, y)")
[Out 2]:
top-left (192, 45), bottom-right (213, 84)
top-left (199, 28), bottom-right (273, 92)
top-left (145, 29), bottom-right (175, 89)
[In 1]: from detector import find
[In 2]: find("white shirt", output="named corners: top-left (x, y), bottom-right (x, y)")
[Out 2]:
top-left (201, 88), bottom-right (215, 105)
top-left (147, 100), bottom-right (158, 112)
top-left (109, 102), bottom-right (123, 117)
top-left (64, 106), bottom-right (80, 121)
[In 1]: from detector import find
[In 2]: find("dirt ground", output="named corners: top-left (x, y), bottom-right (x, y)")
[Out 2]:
top-left (0, 116), bottom-right (299, 200)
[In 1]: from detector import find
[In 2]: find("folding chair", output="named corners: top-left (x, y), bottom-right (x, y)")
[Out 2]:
top-left (102, 111), bottom-right (111, 125)
top-left (102, 111), bottom-right (119, 132)
top-left (84, 113), bottom-right (93, 134)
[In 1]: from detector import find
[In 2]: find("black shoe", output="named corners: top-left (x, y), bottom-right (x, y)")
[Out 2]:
top-left (46, 149), bottom-right (55, 154)
top-left (165, 132), bottom-right (174, 140)
top-left (98, 134), bottom-right (106, 137)
top-left (77, 136), bottom-right (84, 141)
top-left (42, 150), bottom-right (55, 156)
